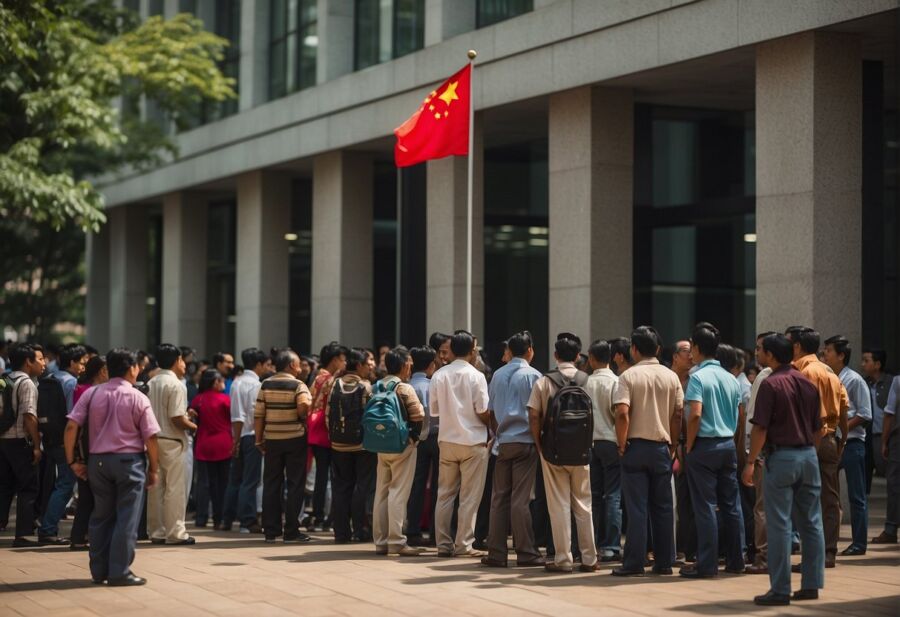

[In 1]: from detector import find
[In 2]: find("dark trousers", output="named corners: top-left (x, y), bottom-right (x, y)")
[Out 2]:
top-left (675, 466), bottom-right (696, 558)
top-left (621, 439), bottom-right (674, 573)
top-left (310, 445), bottom-right (332, 520)
top-left (590, 440), bottom-right (622, 554)
top-left (841, 439), bottom-right (868, 549)
top-left (262, 437), bottom-right (307, 538)
top-left (195, 459), bottom-right (230, 526)
top-left (487, 443), bottom-right (540, 563)
top-left (0, 438), bottom-right (38, 538)
top-left (406, 431), bottom-right (439, 538)
top-left (70, 477), bottom-right (94, 544)
top-left (40, 444), bottom-right (76, 537)
top-left (474, 454), bottom-right (496, 542)
top-left (223, 434), bottom-right (263, 527)
top-left (88, 453), bottom-right (146, 581)
top-left (331, 449), bottom-right (376, 542)
top-left (531, 461), bottom-right (553, 553)
top-left (686, 437), bottom-right (744, 575)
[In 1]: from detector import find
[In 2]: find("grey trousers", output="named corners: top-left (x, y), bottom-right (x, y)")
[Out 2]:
top-left (88, 453), bottom-right (146, 581)
top-left (487, 442), bottom-right (541, 564)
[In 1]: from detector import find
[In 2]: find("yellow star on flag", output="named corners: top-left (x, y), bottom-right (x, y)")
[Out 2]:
top-left (438, 81), bottom-right (459, 106)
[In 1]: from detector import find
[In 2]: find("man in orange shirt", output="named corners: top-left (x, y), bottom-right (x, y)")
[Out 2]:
top-left (785, 327), bottom-right (849, 568)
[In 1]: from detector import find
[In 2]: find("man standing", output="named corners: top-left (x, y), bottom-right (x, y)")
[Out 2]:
top-left (823, 335), bottom-right (871, 556)
top-left (670, 339), bottom-right (695, 562)
top-left (585, 339), bottom-right (622, 562)
top-left (406, 345), bottom-right (439, 546)
top-left (861, 349), bottom-right (891, 489)
top-left (611, 326), bottom-right (683, 577)
top-left (214, 352), bottom-right (235, 395)
top-left (786, 326), bottom-right (849, 568)
top-left (742, 334), bottom-right (824, 606)
top-left (481, 331), bottom-right (543, 568)
top-left (430, 330), bottom-right (491, 558)
top-left (681, 324), bottom-right (745, 578)
top-left (874, 375), bottom-right (900, 544)
top-left (65, 348), bottom-right (161, 586)
top-left (0, 344), bottom-right (45, 546)
top-left (255, 349), bottom-right (311, 543)
top-left (147, 344), bottom-right (196, 545)
top-left (222, 347), bottom-right (270, 533)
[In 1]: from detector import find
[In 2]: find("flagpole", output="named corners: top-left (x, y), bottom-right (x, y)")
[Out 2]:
top-left (395, 167), bottom-right (402, 346)
top-left (466, 49), bottom-right (477, 334)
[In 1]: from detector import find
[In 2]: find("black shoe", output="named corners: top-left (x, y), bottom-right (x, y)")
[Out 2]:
top-left (840, 545), bottom-right (866, 556)
top-left (472, 539), bottom-right (488, 551)
top-left (150, 537), bottom-right (166, 545)
top-left (91, 578), bottom-right (106, 585)
top-left (107, 574), bottom-right (147, 587)
top-left (12, 537), bottom-right (39, 548)
top-left (600, 553), bottom-right (621, 563)
top-left (652, 567), bottom-right (673, 575)
top-left (407, 535), bottom-right (427, 547)
top-left (791, 542), bottom-right (801, 554)
top-left (754, 591), bottom-right (790, 606)
top-left (265, 536), bottom-right (277, 543)
top-left (792, 589), bottom-right (818, 601)
top-left (480, 557), bottom-right (508, 568)
top-left (679, 566), bottom-right (717, 579)
top-left (38, 535), bottom-right (70, 546)
top-left (284, 533), bottom-right (311, 544)
top-left (610, 567), bottom-right (644, 577)
top-left (167, 537), bottom-right (196, 545)
top-left (70, 543), bottom-right (89, 551)
top-left (724, 567), bottom-right (745, 575)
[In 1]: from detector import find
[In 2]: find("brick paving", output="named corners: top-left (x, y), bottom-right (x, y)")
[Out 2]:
top-left (1, 478), bottom-right (897, 617)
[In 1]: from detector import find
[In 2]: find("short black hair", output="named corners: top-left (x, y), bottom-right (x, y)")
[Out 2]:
top-left (824, 335), bottom-right (851, 366)
top-left (692, 325), bottom-right (720, 358)
top-left (241, 347), bottom-right (269, 370)
top-left (346, 348), bottom-right (369, 373)
top-left (756, 331), bottom-right (778, 341)
top-left (385, 346), bottom-right (410, 375)
top-left (79, 355), bottom-right (106, 385)
top-left (554, 332), bottom-right (582, 363)
top-left (762, 334), bottom-right (793, 364)
top-left (609, 337), bottom-right (633, 364)
top-left (785, 326), bottom-right (820, 354)
top-left (631, 326), bottom-right (661, 358)
top-left (9, 343), bottom-right (40, 371)
top-left (450, 330), bottom-right (475, 358)
top-left (429, 332), bottom-right (450, 350)
top-left (179, 346), bottom-right (195, 359)
top-left (863, 348), bottom-right (887, 368)
top-left (107, 348), bottom-right (138, 379)
top-left (156, 343), bottom-right (182, 370)
top-left (715, 343), bottom-right (737, 372)
top-left (199, 369), bottom-right (222, 392)
top-left (320, 341), bottom-right (348, 368)
top-left (273, 349), bottom-right (298, 373)
top-left (506, 331), bottom-right (533, 357)
top-left (213, 351), bottom-right (232, 366)
top-left (83, 344), bottom-right (99, 356)
top-left (60, 344), bottom-right (88, 371)
top-left (588, 340), bottom-right (611, 364)
top-left (410, 346), bottom-right (436, 373)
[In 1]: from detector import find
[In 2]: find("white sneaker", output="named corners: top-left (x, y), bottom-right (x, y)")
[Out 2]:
top-left (239, 527), bottom-right (250, 534)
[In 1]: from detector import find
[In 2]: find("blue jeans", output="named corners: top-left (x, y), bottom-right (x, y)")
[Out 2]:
top-left (88, 453), bottom-right (146, 581)
top-left (764, 447), bottom-right (824, 596)
top-left (621, 439), bottom-right (674, 572)
top-left (840, 439), bottom-right (867, 549)
top-left (590, 440), bottom-right (621, 555)
top-left (39, 445), bottom-right (76, 537)
top-left (686, 437), bottom-right (745, 574)
top-left (223, 434), bottom-right (262, 527)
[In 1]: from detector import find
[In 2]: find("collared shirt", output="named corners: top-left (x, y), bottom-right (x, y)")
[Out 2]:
top-left (430, 359), bottom-right (490, 446)
top-left (148, 369), bottom-right (189, 442)
top-left (737, 371), bottom-right (752, 409)
top-left (585, 367), bottom-right (618, 442)
top-left (1, 371), bottom-right (37, 440)
top-left (751, 365), bottom-right (821, 447)
top-left (868, 373), bottom-right (893, 434)
top-left (612, 358), bottom-right (684, 444)
top-left (839, 366), bottom-right (872, 441)
top-left (745, 366), bottom-right (773, 450)
top-left (54, 369), bottom-right (78, 412)
top-left (230, 370), bottom-right (262, 438)
top-left (327, 374), bottom-right (372, 452)
top-left (886, 375), bottom-right (900, 429)
top-left (527, 362), bottom-right (579, 425)
top-left (489, 357), bottom-right (541, 445)
top-left (685, 359), bottom-right (743, 438)
top-left (409, 372), bottom-right (434, 437)
top-left (792, 354), bottom-right (849, 435)
top-left (255, 372), bottom-right (312, 441)
top-left (68, 378), bottom-right (160, 453)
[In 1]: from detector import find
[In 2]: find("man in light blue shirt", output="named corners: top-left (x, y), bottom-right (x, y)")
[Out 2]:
top-left (823, 335), bottom-right (872, 555)
top-left (682, 324), bottom-right (745, 578)
top-left (482, 331), bottom-right (543, 568)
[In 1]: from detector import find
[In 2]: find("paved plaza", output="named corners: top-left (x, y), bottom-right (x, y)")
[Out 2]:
top-left (1, 479), bottom-right (897, 617)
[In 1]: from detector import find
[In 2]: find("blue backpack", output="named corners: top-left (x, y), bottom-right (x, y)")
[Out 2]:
top-left (362, 380), bottom-right (409, 454)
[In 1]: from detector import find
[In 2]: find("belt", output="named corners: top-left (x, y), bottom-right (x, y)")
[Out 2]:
top-left (765, 443), bottom-right (813, 453)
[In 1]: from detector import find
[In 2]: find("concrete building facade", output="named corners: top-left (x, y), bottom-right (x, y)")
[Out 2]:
top-left (91, 0), bottom-right (900, 370)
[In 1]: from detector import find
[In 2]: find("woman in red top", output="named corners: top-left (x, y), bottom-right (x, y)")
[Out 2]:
top-left (190, 369), bottom-right (233, 528)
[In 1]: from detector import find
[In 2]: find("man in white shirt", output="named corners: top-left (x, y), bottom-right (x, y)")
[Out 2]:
top-left (430, 330), bottom-right (491, 557)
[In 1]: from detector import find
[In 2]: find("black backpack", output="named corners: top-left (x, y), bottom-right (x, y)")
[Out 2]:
top-left (540, 369), bottom-right (594, 466)
top-left (0, 374), bottom-right (27, 435)
top-left (328, 378), bottom-right (367, 446)
top-left (37, 373), bottom-right (69, 448)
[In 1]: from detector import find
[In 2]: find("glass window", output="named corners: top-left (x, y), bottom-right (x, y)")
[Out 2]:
top-left (270, 0), bottom-right (318, 100)
top-left (354, 0), bottom-right (424, 71)
top-left (207, 200), bottom-right (236, 356)
top-left (289, 179), bottom-right (313, 354)
top-left (477, 0), bottom-right (533, 28)
top-left (182, 0), bottom-right (240, 127)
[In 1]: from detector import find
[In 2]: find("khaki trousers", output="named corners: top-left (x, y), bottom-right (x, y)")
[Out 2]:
top-left (373, 444), bottom-right (418, 550)
top-left (435, 442), bottom-right (489, 555)
top-left (541, 457), bottom-right (597, 568)
top-left (148, 437), bottom-right (189, 543)
top-left (753, 461), bottom-right (767, 564)
top-left (817, 434), bottom-right (841, 558)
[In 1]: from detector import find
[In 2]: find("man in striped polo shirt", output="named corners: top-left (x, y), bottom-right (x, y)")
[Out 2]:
top-left (255, 349), bottom-right (312, 543)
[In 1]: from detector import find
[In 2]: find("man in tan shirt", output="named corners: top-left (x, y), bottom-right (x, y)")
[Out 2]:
top-left (611, 326), bottom-right (684, 577)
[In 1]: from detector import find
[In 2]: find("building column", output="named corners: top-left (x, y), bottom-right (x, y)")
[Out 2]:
top-left (756, 32), bottom-right (862, 349)
top-left (239, 0), bottom-right (271, 111)
top-left (108, 205), bottom-right (149, 350)
top-left (425, 118), bottom-right (484, 339)
top-left (424, 0), bottom-right (476, 46)
top-left (316, 0), bottom-right (353, 84)
top-left (85, 224), bottom-right (111, 353)
top-left (548, 86), bottom-right (633, 355)
top-left (311, 151), bottom-right (373, 351)
top-left (161, 192), bottom-right (208, 351)
top-left (235, 171), bottom-right (291, 353)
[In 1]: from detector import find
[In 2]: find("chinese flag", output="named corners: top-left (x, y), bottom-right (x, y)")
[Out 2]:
top-left (394, 64), bottom-right (470, 168)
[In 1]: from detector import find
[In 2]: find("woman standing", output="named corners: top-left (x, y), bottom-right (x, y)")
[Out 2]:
top-left (190, 369), bottom-right (233, 528)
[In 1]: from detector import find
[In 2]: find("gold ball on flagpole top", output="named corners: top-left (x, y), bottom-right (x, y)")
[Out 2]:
top-left (467, 49), bottom-right (477, 60)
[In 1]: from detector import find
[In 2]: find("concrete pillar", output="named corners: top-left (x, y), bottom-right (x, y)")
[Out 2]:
top-left (425, 118), bottom-right (484, 339)
top-left (424, 0), bottom-right (476, 46)
top-left (311, 151), bottom-right (373, 351)
top-left (108, 206), bottom-right (149, 350)
top-left (235, 171), bottom-right (291, 353)
top-left (316, 0), bottom-right (353, 84)
top-left (161, 192), bottom-right (208, 352)
top-left (548, 86), bottom-right (633, 356)
top-left (756, 32), bottom-right (862, 349)
top-left (86, 224), bottom-right (111, 353)
top-left (239, 0), bottom-right (271, 110)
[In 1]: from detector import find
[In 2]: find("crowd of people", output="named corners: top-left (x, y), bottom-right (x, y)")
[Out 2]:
top-left (0, 325), bottom-right (897, 605)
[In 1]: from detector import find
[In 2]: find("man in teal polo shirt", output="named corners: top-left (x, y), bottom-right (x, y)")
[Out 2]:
top-left (681, 323), bottom-right (746, 578)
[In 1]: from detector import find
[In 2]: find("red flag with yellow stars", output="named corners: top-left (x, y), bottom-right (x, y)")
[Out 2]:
top-left (394, 64), bottom-right (470, 168)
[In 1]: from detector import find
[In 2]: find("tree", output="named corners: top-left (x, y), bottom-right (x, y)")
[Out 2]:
top-left (0, 1), bottom-right (235, 341)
